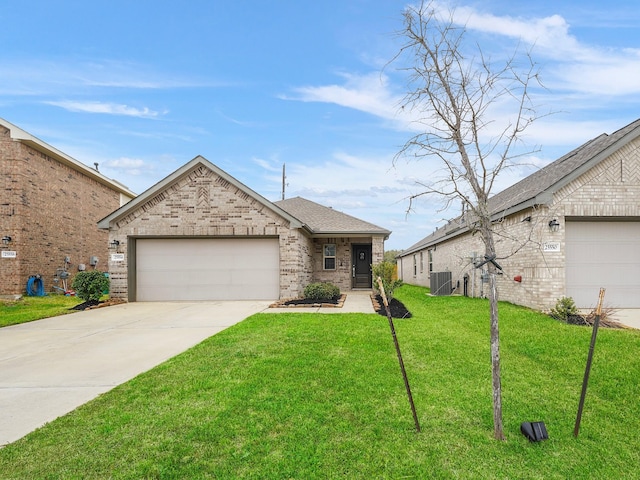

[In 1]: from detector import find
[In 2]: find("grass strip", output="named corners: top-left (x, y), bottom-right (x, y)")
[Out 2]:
top-left (0, 295), bottom-right (83, 327)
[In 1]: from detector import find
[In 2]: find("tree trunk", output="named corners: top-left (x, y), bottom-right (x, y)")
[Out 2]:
top-left (488, 269), bottom-right (505, 440)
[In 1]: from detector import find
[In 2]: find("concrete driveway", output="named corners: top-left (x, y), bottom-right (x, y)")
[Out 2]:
top-left (0, 300), bottom-right (270, 447)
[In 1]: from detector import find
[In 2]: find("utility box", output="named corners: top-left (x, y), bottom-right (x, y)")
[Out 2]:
top-left (430, 271), bottom-right (452, 296)
top-left (89, 256), bottom-right (99, 266)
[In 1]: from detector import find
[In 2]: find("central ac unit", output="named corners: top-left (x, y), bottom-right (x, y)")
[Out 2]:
top-left (430, 271), bottom-right (452, 296)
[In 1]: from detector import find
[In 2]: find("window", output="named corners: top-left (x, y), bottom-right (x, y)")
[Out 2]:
top-left (420, 252), bottom-right (424, 273)
top-left (323, 244), bottom-right (336, 270)
top-left (413, 254), bottom-right (417, 276)
top-left (428, 249), bottom-right (434, 273)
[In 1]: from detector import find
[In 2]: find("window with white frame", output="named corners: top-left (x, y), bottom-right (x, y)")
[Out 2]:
top-left (323, 244), bottom-right (336, 270)
top-left (413, 254), bottom-right (417, 276)
top-left (428, 249), bottom-right (433, 272)
top-left (420, 252), bottom-right (424, 273)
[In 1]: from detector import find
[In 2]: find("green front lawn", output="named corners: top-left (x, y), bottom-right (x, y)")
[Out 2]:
top-left (0, 295), bottom-right (83, 327)
top-left (0, 285), bottom-right (638, 478)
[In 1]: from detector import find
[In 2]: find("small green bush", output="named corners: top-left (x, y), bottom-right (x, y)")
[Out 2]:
top-left (72, 270), bottom-right (110, 302)
top-left (372, 261), bottom-right (403, 301)
top-left (303, 282), bottom-right (340, 301)
top-left (549, 296), bottom-right (583, 323)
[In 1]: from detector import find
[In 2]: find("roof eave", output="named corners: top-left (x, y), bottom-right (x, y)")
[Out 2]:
top-left (308, 230), bottom-right (391, 239)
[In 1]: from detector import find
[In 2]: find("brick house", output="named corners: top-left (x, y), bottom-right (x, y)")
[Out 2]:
top-left (98, 156), bottom-right (390, 301)
top-left (0, 118), bottom-right (135, 296)
top-left (397, 118), bottom-right (640, 311)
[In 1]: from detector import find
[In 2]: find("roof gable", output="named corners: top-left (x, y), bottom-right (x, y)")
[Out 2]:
top-left (399, 117), bottom-right (640, 256)
top-left (275, 196), bottom-right (391, 237)
top-left (490, 118), bottom-right (640, 216)
top-left (98, 156), bottom-right (302, 229)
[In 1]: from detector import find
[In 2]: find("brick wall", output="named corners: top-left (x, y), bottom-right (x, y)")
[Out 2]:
top-left (0, 127), bottom-right (123, 295)
top-left (106, 165), bottom-right (305, 300)
top-left (309, 236), bottom-right (386, 292)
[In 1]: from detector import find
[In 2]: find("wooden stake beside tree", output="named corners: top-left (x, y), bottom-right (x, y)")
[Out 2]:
top-left (574, 288), bottom-right (606, 437)
top-left (377, 277), bottom-right (421, 433)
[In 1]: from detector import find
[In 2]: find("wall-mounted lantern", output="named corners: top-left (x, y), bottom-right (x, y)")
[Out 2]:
top-left (548, 219), bottom-right (560, 233)
top-left (1, 236), bottom-right (11, 245)
top-left (109, 239), bottom-right (120, 249)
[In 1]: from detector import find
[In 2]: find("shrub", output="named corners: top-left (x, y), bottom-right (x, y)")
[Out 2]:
top-left (72, 271), bottom-right (110, 302)
top-left (549, 296), bottom-right (583, 323)
top-left (303, 282), bottom-right (340, 301)
top-left (372, 261), bottom-right (403, 301)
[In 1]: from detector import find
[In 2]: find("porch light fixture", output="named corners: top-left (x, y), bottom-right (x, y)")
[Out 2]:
top-left (109, 239), bottom-right (120, 249)
top-left (548, 219), bottom-right (560, 232)
top-left (2, 236), bottom-right (11, 245)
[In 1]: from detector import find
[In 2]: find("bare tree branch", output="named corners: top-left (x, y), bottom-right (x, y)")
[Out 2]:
top-left (390, 0), bottom-right (546, 441)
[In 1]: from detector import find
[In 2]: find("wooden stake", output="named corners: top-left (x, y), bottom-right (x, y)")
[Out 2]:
top-left (376, 277), bottom-right (421, 433)
top-left (574, 288), bottom-right (606, 437)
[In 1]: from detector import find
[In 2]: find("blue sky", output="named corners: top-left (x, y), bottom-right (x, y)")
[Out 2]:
top-left (2, 1), bottom-right (640, 250)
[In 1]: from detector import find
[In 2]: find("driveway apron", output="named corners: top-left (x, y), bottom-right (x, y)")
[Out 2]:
top-left (0, 301), bottom-right (269, 447)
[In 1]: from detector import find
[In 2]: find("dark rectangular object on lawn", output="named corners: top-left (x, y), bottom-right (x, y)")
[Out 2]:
top-left (520, 421), bottom-right (549, 442)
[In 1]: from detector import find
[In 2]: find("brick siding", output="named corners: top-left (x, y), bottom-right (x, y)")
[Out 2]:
top-left (106, 165), bottom-right (307, 300)
top-left (0, 126), bottom-right (124, 295)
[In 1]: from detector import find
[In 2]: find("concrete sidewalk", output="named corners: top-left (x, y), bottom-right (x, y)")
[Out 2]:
top-left (0, 300), bottom-right (269, 447)
top-left (613, 309), bottom-right (640, 330)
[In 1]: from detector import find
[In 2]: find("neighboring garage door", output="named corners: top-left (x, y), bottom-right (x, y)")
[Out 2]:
top-left (136, 238), bottom-right (280, 301)
top-left (566, 221), bottom-right (640, 308)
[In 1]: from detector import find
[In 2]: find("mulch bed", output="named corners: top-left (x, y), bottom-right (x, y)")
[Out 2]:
top-left (372, 294), bottom-right (412, 319)
top-left (563, 313), bottom-right (627, 329)
top-left (269, 294), bottom-right (346, 309)
top-left (70, 298), bottom-right (126, 311)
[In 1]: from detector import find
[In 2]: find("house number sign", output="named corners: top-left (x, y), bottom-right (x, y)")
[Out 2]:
top-left (543, 242), bottom-right (561, 252)
top-left (1, 251), bottom-right (17, 258)
top-left (110, 253), bottom-right (125, 262)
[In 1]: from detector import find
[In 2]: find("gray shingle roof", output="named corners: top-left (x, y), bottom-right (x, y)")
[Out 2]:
top-left (399, 117), bottom-right (640, 257)
top-left (275, 196), bottom-right (391, 237)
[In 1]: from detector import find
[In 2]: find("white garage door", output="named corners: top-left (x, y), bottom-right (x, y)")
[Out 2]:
top-left (566, 222), bottom-right (640, 308)
top-left (136, 238), bottom-right (280, 301)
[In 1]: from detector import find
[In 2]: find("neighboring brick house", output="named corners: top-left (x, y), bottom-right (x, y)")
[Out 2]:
top-left (0, 118), bottom-right (135, 296)
top-left (398, 118), bottom-right (640, 311)
top-left (98, 156), bottom-right (390, 301)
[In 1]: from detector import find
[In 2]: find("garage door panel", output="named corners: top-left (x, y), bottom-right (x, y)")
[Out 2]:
top-left (566, 222), bottom-right (640, 308)
top-left (136, 238), bottom-right (279, 301)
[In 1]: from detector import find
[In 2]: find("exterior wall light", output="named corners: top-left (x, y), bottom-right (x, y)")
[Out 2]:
top-left (548, 219), bottom-right (560, 232)
top-left (2, 236), bottom-right (11, 245)
top-left (109, 239), bottom-right (120, 249)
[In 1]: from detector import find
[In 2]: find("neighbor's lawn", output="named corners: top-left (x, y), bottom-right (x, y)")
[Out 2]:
top-left (0, 295), bottom-right (83, 327)
top-left (0, 285), bottom-right (638, 478)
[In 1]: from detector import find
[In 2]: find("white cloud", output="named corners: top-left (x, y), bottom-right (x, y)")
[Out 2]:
top-left (252, 156), bottom-right (282, 173)
top-left (430, 2), bottom-right (640, 96)
top-left (0, 58), bottom-right (227, 97)
top-left (283, 72), bottom-right (408, 126)
top-left (45, 101), bottom-right (166, 118)
top-left (104, 157), bottom-right (146, 170)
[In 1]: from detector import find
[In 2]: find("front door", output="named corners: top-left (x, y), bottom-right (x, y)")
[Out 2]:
top-left (352, 244), bottom-right (372, 289)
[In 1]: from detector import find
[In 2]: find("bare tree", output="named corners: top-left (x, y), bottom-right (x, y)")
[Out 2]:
top-left (391, 1), bottom-right (543, 440)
